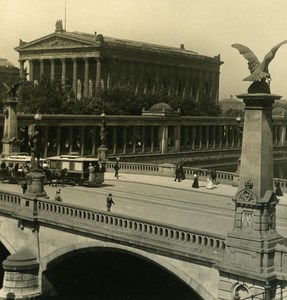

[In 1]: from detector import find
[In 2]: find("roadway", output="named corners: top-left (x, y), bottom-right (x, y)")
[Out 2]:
top-left (1, 172), bottom-right (287, 238)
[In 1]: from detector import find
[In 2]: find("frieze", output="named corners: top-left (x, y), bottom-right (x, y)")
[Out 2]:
top-left (28, 38), bottom-right (87, 49)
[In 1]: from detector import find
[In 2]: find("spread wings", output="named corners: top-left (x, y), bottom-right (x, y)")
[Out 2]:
top-left (261, 40), bottom-right (287, 72)
top-left (231, 44), bottom-right (260, 74)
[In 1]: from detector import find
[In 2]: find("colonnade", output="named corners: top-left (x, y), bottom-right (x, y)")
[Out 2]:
top-left (18, 57), bottom-right (219, 101)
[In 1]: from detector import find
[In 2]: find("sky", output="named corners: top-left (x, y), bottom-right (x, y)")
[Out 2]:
top-left (1, 0), bottom-right (287, 100)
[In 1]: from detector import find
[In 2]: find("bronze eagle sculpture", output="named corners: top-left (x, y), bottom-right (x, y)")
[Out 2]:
top-left (232, 41), bottom-right (287, 93)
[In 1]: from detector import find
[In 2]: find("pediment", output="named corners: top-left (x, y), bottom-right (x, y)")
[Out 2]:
top-left (16, 33), bottom-right (98, 51)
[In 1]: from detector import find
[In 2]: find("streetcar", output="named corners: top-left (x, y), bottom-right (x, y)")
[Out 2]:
top-left (46, 154), bottom-right (105, 185)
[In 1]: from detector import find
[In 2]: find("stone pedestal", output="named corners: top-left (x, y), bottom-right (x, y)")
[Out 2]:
top-left (215, 93), bottom-right (284, 299)
top-left (0, 250), bottom-right (40, 300)
top-left (1, 99), bottom-right (20, 157)
top-left (26, 171), bottom-right (47, 198)
top-left (97, 145), bottom-right (108, 162)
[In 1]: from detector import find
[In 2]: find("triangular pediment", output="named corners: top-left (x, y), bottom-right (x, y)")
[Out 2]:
top-left (15, 32), bottom-right (99, 51)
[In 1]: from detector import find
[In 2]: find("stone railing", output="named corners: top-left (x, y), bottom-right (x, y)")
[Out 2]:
top-left (106, 161), bottom-right (287, 188)
top-left (0, 190), bottom-right (226, 264)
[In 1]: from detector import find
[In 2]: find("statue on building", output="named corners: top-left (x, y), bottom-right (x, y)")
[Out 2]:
top-left (6, 81), bottom-right (21, 99)
top-left (55, 20), bottom-right (64, 32)
top-left (232, 41), bottom-right (287, 93)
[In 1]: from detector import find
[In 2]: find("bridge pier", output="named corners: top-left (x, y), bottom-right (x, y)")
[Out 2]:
top-left (216, 93), bottom-right (286, 299)
top-left (0, 250), bottom-right (40, 300)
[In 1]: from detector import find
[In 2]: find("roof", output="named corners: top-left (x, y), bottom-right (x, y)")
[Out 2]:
top-left (0, 58), bottom-right (17, 68)
top-left (142, 102), bottom-right (181, 117)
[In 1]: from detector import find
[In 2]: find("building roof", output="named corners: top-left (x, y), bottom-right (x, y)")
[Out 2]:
top-left (142, 102), bottom-right (181, 117)
top-left (0, 58), bottom-right (17, 68)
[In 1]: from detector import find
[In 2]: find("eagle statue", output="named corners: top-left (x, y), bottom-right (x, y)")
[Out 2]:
top-left (232, 41), bottom-right (287, 93)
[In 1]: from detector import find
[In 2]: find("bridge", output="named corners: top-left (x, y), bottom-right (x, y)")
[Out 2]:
top-left (1, 91), bottom-right (287, 300)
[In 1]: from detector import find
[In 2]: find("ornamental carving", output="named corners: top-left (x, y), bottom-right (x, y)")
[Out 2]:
top-left (237, 189), bottom-right (256, 203)
top-left (30, 38), bottom-right (84, 49)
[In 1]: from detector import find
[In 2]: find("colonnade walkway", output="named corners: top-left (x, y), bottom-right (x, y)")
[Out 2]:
top-left (1, 172), bottom-right (287, 238)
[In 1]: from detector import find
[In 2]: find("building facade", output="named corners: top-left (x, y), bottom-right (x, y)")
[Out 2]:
top-left (15, 20), bottom-right (223, 102)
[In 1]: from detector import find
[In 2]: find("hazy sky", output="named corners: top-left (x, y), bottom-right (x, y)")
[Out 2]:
top-left (1, 0), bottom-right (287, 100)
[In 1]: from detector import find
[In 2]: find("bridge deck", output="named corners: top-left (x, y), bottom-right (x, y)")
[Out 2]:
top-left (1, 172), bottom-right (287, 238)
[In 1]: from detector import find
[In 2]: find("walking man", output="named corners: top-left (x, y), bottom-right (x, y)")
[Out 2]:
top-left (54, 189), bottom-right (62, 202)
top-left (114, 161), bottom-right (120, 179)
top-left (174, 164), bottom-right (181, 182)
top-left (106, 193), bottom-right (115, 211)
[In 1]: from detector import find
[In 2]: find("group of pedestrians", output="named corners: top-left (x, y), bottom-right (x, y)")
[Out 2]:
top-left (191, 169), bottom-right (217, 190)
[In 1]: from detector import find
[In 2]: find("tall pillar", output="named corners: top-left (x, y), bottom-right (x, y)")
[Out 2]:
top-left (2, 100), bottom-right (20, 157)
top-left (112, 127), bottom-right (117, 155)
top-left (61, 58), bottom-right (66, 88)
top-left (174, 125), bottom-right (181, 152)
top-left (80, 127), bottom-right (85, 156)
top-left (40, 59), bottom-right (44, 81)
top-left (50, 59), bottom-right (55, 81)
top-left (43, 126), bottom-right (48, 158)
top-left (205, 125), bottom-right (210, 148)
top-left (216, 93), bottom-right (283, 300)
top-left (280, 125), bottom-right (286, 145)
top-left (198, 126), bottom-right (203, 149)
top-left (91, 127), bottom-right (96, 155)
top-left (212, 126), bottom-right (216, 148)
top-left (68, 127), bottom-right (73, 154)
top-left (84, 58), bottom-right (89, 97)
top-left (141, 126), bottom-right (145, 153)
top-left (29, 60), bottom-right (34, 82)
top-left (95, 58), bottom-right (101, 92)
top-left (19, 60), bottom-right (25, 80)
top-left (161, 126), bottom-right (168, 153)
top-left (122, 127), bottom-right (127, 154)
top-left (132, 127), bottom-right (136, 154)
top-left (150, 126), bottom-right (154, 152)
top-left (56, 127), bottom-right (61, 156)
top-left (72, 58), bottom-right (77, 97)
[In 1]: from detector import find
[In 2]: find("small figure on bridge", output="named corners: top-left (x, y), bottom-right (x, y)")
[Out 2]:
top-left (54, 189), bottom-right (62, 202)
top-left (192, 172), bottom-right (199, 188)
top-left (275, 180), bottom-right (283, 197)
top-left (21, 182), bottom-right (27, 194)
top-left (114, 161), bottom-right (120, 179)
top-left (106, 193), bottom-right (115, 211)
top-left (174, 164), bottom-right (181, 182)
top-left (88, 163), bottom-right (95, 182)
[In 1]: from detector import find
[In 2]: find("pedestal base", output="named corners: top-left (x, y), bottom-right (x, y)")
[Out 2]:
top-left (26, 171), bottom-right (48, 198)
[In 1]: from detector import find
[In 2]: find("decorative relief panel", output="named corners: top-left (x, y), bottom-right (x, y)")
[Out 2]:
top-left (29, 38), bottom-right (88, 49)
top-left (242, 211), bottom-right (253, 228)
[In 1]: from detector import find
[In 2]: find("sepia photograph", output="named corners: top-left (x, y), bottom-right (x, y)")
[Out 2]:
top-left (1, 0), bottom-right (287, 299)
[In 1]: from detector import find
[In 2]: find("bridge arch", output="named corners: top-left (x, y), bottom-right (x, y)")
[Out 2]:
top-left (41, 240), bottom-right (217, 300)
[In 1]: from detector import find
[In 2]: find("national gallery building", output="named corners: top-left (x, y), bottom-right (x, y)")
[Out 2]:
top-left (15, 20), bottom-right (223, 102)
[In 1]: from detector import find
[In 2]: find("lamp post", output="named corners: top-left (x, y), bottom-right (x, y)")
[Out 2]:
top-left (25, 110), bottom-right (47, 198)
top-left (97, 112), bottom-right (108, 162)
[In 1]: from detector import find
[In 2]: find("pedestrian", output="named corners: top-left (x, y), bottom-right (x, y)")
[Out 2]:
top-left (211, 170), bottom-right (217, 184)
top-left (192, 172), bottom-right (199, 188)
top-left (21, 182), bottom-right (28, 194)
top-left (54, 189), bottom-right (62, 202)
top-left (106, 193), bottom-right (115, 211)
top-left (275, 180), bottom-right (283, 197)
top-left (179, 163), bottom-right (185, 180)
top-left (88, 163), bottom-right (95, 182)
top-left (174, 164), bottom-right (181, 182)
top-left (114, 161), bottom-right (120, 179)
top-left (206, 170), bottom-right (213, 190)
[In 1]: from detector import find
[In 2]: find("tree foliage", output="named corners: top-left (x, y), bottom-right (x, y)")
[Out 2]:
top-left (18, 80), bottom-right (222, 116)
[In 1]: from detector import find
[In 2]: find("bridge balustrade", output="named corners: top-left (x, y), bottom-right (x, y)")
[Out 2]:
top-left (0, 189), bottom-right (226, 264)
top-left (35, 198), bottom-right (226, 264)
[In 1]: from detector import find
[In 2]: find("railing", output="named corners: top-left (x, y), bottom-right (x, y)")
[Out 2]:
top-left (106, 161), bottom-right (287, 189)
top-left (239, 288), bottom-right (287, 300)
top-left (0, 190), bottom-right (226, 264)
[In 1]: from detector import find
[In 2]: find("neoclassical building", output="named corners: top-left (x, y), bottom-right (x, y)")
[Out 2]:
top-left (15, 20), bottom-right (223, 102)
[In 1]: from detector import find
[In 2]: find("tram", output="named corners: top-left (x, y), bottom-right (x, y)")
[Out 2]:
top-left (46, 154), bottom-right (105, 185)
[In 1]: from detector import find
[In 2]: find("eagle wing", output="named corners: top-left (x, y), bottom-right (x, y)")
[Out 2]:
top-left (232, 43), bottom-right (260, 74)
top-left (261, 40), bottom-right (287, 73)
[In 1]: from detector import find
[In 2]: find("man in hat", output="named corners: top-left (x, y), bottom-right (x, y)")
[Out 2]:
top-left (54, 189), bottom-right (62, 202)
top-left (106, 193), bottom-right (115, 212)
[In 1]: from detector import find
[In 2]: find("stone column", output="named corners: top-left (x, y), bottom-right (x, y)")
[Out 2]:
top-left (141, 126), bottom-right (145, 153)
top-left (69, 127), bottom-right (73, 154)
top-left (29, 60), bottom-right (34, 82)
top-left (91, 127), bottom-right (96, 155)
top-left (122, 127), bottom-right (127, 154)
top-left (198, 126), bottom-right (203, 149)
top-left (161, 126), bottom-right (168, 153)
top-left (61, 58), bottom-right (66, 88)
top-left (80, 127), bottom-right (85, 156)
top-left (72, 58), bottom-right (77, 97)
top-left (95, 58), bottom-right (101, 92)
top-left (280, 125), bottom-right (286, 145)
top-left (174, 125), bottom-right (181, 152)
top-left (132, 127), bottom-right (136, 154)
top-left (205, 125), bottom-right (210, 148)
top-left (150, 126), bottom-right (154, 152)
top-left (56, 127), bottom-right (61, 156)
top-left (219, 126), bottom-right (223, 148)
top-left (50, 59), bottom-right (55, 81)
top-left (84, 58), bottom-right (89, 97)
top-left (40, 59), bottom-right (44, 81)
top-left (112, 127), bottom-right (117, 155)
top-left (19, 60), bottom-right (25, 80)
top-left (191, 126), bottom-right (196, 150)
top-left (43, 126), bottom-right (49, 158)
top-left (1, 100), bottom-right (20, 157)
top-left (212, 126), bottom-right (216, 148)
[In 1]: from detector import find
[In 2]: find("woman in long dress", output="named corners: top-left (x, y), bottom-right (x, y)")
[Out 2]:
top-left (192, 172), bottom-right (199, 188)
top-left (206, 171), bottom-right (213, 190)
